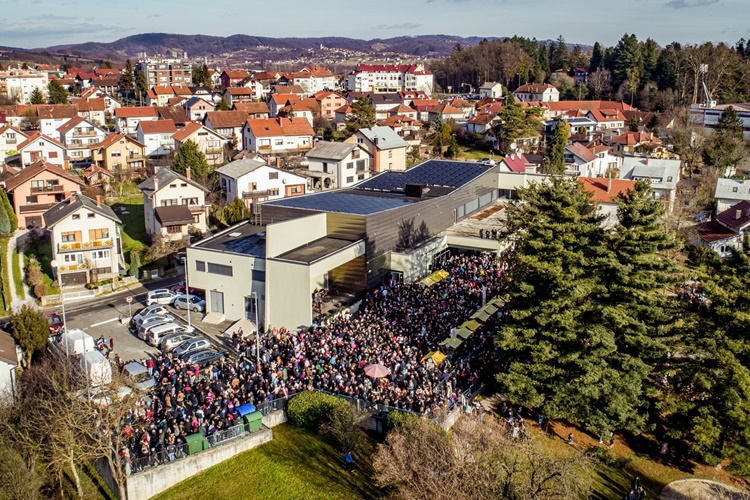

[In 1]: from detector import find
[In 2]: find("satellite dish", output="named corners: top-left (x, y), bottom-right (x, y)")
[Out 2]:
top-left (509, 142), bottom-right (517, 151)
top-left (282, 178), bottom-right (287, 184)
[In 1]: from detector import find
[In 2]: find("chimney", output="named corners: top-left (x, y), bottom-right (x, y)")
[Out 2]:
top-left (276, 157), bottom-right (281, 168)
top-left (524, 165), bottom-right (537, 174)
top-left (736, 209), bottom-right (742, 220)
top-left (96, 195), bottom-right (101, 207)
top-left (186, 166), bottom-right (191, 180)
top-left (645, 158), bottom-right (649, 166)
top-left (607, 176), bottom-right (612, 193)
top-left (153, 177), bottom-right (159, 193)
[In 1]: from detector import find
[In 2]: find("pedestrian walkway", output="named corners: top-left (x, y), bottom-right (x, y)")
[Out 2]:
top-left (7, 231), bottom-right (34, 312)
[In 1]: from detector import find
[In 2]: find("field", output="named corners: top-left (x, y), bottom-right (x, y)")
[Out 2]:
top-left (108, 194), bottom-right (146, 267)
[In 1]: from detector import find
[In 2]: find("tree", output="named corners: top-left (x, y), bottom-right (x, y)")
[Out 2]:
top-left (590, 42), bottom-right (604, 71)
top-left (172, 140), bottom-right (210, 182)
top-left (128, 250), bottom-right (141, 278)
top-left (613, 33), bottom-right (643, 89)
top-left (20, 108), bottom-right (39, 131)
top-left (492, 94), bottom-right (541, 154)
top-left (569, 45), bottom-right (588, 69)
top-left (120, 59), bottom-right (134, 91)
top-left (214, 97), bottom-right (231, 111)
top-left (587, 68), bottom-right (613, 99)
top-left (136, 72), bottom-right (148, 102)
top-left (11, 305), bottom-right (49, 368)
top-left (223, 197), bottom-right (250, 225)
top-left (47, 79), bottom-right (68, 104)
top-left (550, 35), bottom-right (569, 72)
top-left (0, 189), bottom-right (17, 231)
top-left (545, 119), bottom-right (570, 174)
top-left (702, 106), bottom-right (749, 176)
top-left (29, 88), bottom-right (45, 105)
top-left (345, 97), bottom-right (376, 133)
top-left (0, 193), bottom-right (11, 234)
top-left (665, 107), bottom-right (706, 177)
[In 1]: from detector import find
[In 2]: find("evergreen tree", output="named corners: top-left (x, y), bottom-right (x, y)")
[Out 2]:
top-left (550, 35), bottom-right (569, 72)
top-left (214, 98), bottom-right (231, 111)
top-left (641, 38), bottom-right (660, 82)
top-left (0, 194), bottom-right (10, 233)
top-left (569, 45), bottom-right (588, 69)
top-left (29, 88), bottom-right (45, 105)
top-left (11, 305), bottom-right (49, 368)
top-left (546, 119), bottom-right (570, 174)
top-left (590, 42), bottom-right (604, 72)
top-left (128, 251), bottom-right (141, 278)
top-left (613, 34), bottom-right (643, 89)
top-left (345, 97), bottom-right (376, 133)
top-left (702, 106), bottom-right (748, 175)
top-left (493, 94), bottom-right (541, 154)
top-left (136, 72), bottom-right (148, 102)
top-left (224, 197), bottom-right (250, 225)
top-left (172, 140), bottom-right (210, 182)
top-left (0, 189), bottom-right (17, 231)
top-left (47, 80), bottom-right (68, 104)
top-left (121, 59), bottom-right (134, 91)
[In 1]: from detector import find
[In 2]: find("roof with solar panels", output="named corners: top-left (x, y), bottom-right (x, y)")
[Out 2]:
top-left (264, 160), bottom-right (495, 216)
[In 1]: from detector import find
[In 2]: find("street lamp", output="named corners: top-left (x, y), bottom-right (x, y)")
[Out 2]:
top-left (50, 260), bottom-right (68, 357)
top-left (252, 291), bottom-right (259, 371)
top-left (184, 258), bottom-right (191, 329)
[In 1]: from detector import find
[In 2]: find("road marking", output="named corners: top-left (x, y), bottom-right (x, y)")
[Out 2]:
top-left (90, 317), bottom-right (120, 328)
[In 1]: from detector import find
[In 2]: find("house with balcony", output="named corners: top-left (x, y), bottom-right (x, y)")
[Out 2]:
top-left (43, 193), bottom-right (122, 286)
top-left (203, 110), bottom-right (248, 143)
top-left (136, 119), bottom-right (177, 158)
top-left (241, 117), bottom-right (314, 154)
top-left (138, 168), bottom-right (209, 241)
top-left (37, 104), bottom-right (78, 137)
top-left (344, 126), bottom-right (408, 172)
top-left (222, 87), bottom-right (256, 107)
top-left (89, 132), bottom-right (148, 177)
top-left (183, 96), bottom-right (213, 122)
top-left (0, 125), bottom-right (27, 158)
top-left (314, 91), bottom-right (347, 120)
top-left (306, 141), bottom-right (370, 190)
top-left (15, 132), bottom-right (67, 168)
top-left (4, 160), bottom-right (84, 229)
top-left (70, 97), bottom-right (107, 127)
top-left (219, 70), bottom-right (250, 89)
top-left (173, 122), bottom-right (227, 166)
top-left (233, 101), bottom-right (270, 119)
top-left (292, 66), bottom-right (337, 95)
top-left (217, 158), bottom-right (309, 209)
top-left (114, 106), bottom-right (159, 135)
top-left (57, 116), bottom-right (108, 164)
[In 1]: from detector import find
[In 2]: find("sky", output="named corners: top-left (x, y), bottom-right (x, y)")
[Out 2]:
top-left (0, 0), bottom-right (747, 49)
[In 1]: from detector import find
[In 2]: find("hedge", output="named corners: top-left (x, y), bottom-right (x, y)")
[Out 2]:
top-left (287, 391), bottom-right (351, 430)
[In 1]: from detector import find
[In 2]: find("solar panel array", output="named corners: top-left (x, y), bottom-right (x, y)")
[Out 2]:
top-left (357, 160), bottom-right (491, 191)
top-left (265, 191), bottom-right (414, 216)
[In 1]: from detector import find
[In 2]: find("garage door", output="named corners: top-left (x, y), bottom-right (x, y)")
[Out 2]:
top-left (62, 272), bottom-right (87, 287)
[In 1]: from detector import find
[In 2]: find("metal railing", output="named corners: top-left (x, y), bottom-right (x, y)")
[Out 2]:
top-left (30, 184), bottom-right (63, 193)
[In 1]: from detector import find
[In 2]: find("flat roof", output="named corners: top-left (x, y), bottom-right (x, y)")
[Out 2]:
top-left (264, 190), bottom-right (418, 216)
top-left (357, 160), bottom-right (492, 191)
top-left (194, 222), bottom-right (267, 257)
top-left (273, 236), bottom-right (362, 264)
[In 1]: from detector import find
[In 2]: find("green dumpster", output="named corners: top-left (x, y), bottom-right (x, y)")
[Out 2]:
top-left (244, 411), bottom-right (263, 432)
top-left (185, 432), bottom-right (206, 455)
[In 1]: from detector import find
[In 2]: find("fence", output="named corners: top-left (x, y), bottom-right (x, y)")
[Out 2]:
top-left (127, 422), bottom-right (253, 475)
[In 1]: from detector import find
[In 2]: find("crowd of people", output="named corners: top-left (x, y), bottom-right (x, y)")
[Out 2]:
top-left (120, 251), bottom-right (509, 471)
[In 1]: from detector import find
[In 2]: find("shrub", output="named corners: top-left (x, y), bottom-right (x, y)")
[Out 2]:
top-left (287, 391), bottom-right (350, 431)
top-left (386, 410), bottom-right (419, 432)
top-left (589, 447), bottom-right (633, 469)
top-left (26, 267), bottom-right (43, 287)
top-left (33, 283), bottom-right (48, 299)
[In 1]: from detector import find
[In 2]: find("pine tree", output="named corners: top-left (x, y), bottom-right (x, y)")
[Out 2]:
top-left (0, 194), bottom-right (10, 234)
top-left (546, 119), bottom-right (570, 174)
top-left (224, 197), bottom-right (250, 225)
top-left (702, 106), bottom-right (748, 175)
top-left (121, 59), bottom-right (134, 91)
top-left (345, 97), bottom-right (375, 133)
top-left (215, 98), bottom-right (231, 111)
top-left (550, 35), bottom-right (569, 72)
top-left (590, 42), bottom-right (604, 72)
top-left (29, 88), bottom-right (45, 105)
top-left (128, 251), bottom-right (141, 278)
top-left (0, 190), bottom-right (17, 231)
top-left (47, 80), bottom-right (68, 104)
top-left (172, 140), bottom-right (210, 181)
top-left (136, 72), bottom-right (148, 101)
top-left (11, 304), bottom-right (49, 368)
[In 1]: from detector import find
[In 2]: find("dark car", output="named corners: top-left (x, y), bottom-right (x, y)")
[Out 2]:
top-left (183, 349), bottom-right (225, 367)
top-left (47, 312), bottom-right (64, 335)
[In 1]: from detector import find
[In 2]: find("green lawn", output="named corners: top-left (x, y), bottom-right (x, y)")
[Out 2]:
top-left (155, 424), bottom-right (382, 500)
top-left (459, 145), bottom-right (493, 160)
top-left (109, 195), bottom-right (146, 266)
top-left (23, 240), bottom-right (60, 295)
top-left (0, 236), bottom-right (10, 311)
top-left (11, 241), bottom-right (23, 298)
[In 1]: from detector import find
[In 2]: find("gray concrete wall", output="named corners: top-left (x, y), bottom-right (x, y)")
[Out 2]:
top-left (262, 409), bottom-right (287, 427)
top-left (124, 428), bottom-right (273, 500)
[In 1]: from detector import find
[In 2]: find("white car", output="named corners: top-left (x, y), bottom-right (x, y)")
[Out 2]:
top-left (132, 304), bottom-right (170, 324)
top-left (173, 295), bottom-right (206, 313)
top-left (146, 289), bottom-right (181, 306)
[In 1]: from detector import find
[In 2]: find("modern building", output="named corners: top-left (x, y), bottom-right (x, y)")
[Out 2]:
top-left (136, 53), bottom-right (192, 88)
top-left (345, 64), bottom-right (433, 96)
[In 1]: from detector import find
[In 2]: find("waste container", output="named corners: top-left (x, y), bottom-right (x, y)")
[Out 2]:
top-left (236, 403), bottom-right (256, 419)
top-left (185, 432), bottom-right (206, 455)
top-left (244, 411), bottom-right (263, 432)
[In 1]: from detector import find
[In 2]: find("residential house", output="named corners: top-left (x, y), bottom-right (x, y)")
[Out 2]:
top-left (4, 160), bottom-right (84, 228)
top-left (466, 110), bottom-right (500, 135)
top-left (479, 82), bottom-right (503, 99)
top-left (236, 78), bottom-right (265, 100)
top-left (270, 84), bottom-right (305, 98)
top-left (579, 177), bottom-right (637, 227)
top-left (277, 102), bottom-right (315, 126)
top-left (173, 122), bottom-right (226, 166)
top-left (233, 101), bottom-right (270, 119)
top-left (89, 132), bottom-right (148, 177)
top-left (306, 141), bottom-right (370, 189)
top-left (564, 142), bottom-right (603, 177)
top-left (57, 117), bottom-right (108, 164)
top-left (344, 126), bottom-right (408, 172)
top-left (138, 168), bottom-right (209, 241)
top-left (314, 91), bottom-right (347, 120)
top-left (714, 178), bottom-right (750, 212)
top-left (114, 107), bottom-right (159, 135)
top-left (241, 117), bottom-right (314, 154)
top-left (0, 330), bottom-right (19, 399)
top-left (70, 97), bottom-right (107, 126)
top-left (333, 103), bottom-right (352, 130)
top-left (609, 131), bottom-right (662, 156)
top-left (427, 103), bottom-right (465, 124)
top-left (692, 201), bottom-right (750, 257)
top-left (204, 110), bottom-right (248, 143)
top-left (499, 153), bottom-right (533, 173)
top-left (449, 97), bottom-right (475, 119)
top-left (156, 105), bottom-right (189, 128)
top-left (345, 64), bottom-right (434, 96)
top-left (136, 119), bottom-right (177, 158)
top-left (410, 98), bottom-right (439, 122)
top-left (220, 70), bottom-right (250, 89)
top-left (43, 193), bottom-right (122, 286)
top-left (369, 93), bottom-right (403, 120)
top-left (37, 104), bottom-right (78, 137)
top-left (377, 115), bottom-right (424, 139)
top-left (398, 90), bottom-right (429, 106)
top-left (586, 108), bottom-right (626, 131)
top-left (268, 94), bottom-right (299, 117)
top-left (222, 87), bottom-right (256, 107)
top-left (292, 66), bottom-right (337, 95)
top-left (513, 83), bottom-right (560, 102)
top-left (16, 132), bottom-right (67, 168)
top-left (588, 145), bottom-right (621, 176)
top-left (619, 157), bottom-right (681, 212)
top-left (183, 97), bottom-right (214, 122)
top-left (386, 104), bottom-right (419, 120)
top-left (81, 165), bottom-right (114, 190)
top-left (0, 125), bottom-right (27, 158)
top-left (90, 76), bottom-right (119, 94)
top-left (217, 158), bottom-right (309, 210)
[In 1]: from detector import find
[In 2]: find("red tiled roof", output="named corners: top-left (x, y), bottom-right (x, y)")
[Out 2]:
top-left (716, 200), bottom-right (750, 230)
top-left (580, 177), bottom-right (637, 203)
top-left (609, 131), bottom-right (661, 146)
top-left (546, 100), bottom-right (635, 112)
top-left (566, 142), bottom-right (597, 163)
top-left (233, 101), bottom-right (270, 115)
top-left (138, 119), bottom-right (176, 134)
top-left (222, 70), bottom-right (250, 80)
top-left (429, 103), bottom-right (464, 116)
top-left (4, 160), bottom-right (84, 192)
top-left (71, 97), bottom-right (107, 111)
top-left (696, 219), bottom-right (739, 243)
top-left (36, 104), bottom-right (78, 119)
top-left (588, 108), bottom-right (626, 123)
top-left (225, 87), bottom-right (255, 96)
top-left (17, 132), bottom-right (65, 150)
top-left (206, 110), bottom-right (250, 129)
top-left (115, 106), bottom-right (158, 118)
top-left (501, 153), bottom-right (529, 173)
top-left (173, 122), bottom-right (206, 142)
top-left (515, 83), bottom-right (556, 94)
top-left (354, 63), bottom-right (431, 76)
top-left (377, 115), bottom-right (423, 127)
top-left (244, 117), bottom-right (314, 138)
top-left (292, 66), bottom-right (335, 79)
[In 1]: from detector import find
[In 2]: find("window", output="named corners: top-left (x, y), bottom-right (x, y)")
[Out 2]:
top-left (90, 250), bottom-right (110, 260)
top-left (182, 197), bottom-right (199, 206)
top-left (26, 196), bottom-right (38, 204)
top-left (166, 225), bottom-right (182, 234)
top-left (170, 184), bottom-right (177, 188)
top-left (111, 150), bottom-right (121, 157)
top-left (274, 139), bottom-right (283, 146)
top-left (290, 186), bottom-right (301, 194)
top-left (61, 232), bottom-right (78, 243)
top-left (63, 253), bottom-right (82, 263)
top-left (87, 213), bottom-right (95, 219)
top-left (346, 162), bottom-right (354, 170)
top-left (734, 187), bottom-right (739, 193)
top-left (269, 172), bottom-right (278, 180)
top-left (388, 150), bottom-right (393, 159)
top-left (72, 214), bottom-right (80, 220)
top-left (89, 228), bottom-right (109, 240)
top-left (207, 262), bottom-right (233, 276)
top-left (268, 188), bottom-right (279, 196)
top-left (181, 183), bottom-right (187, 187)
top-left (196, 260), bottom-right (206, 272)
top-left (346, 176), bottom-right (354, 183)
top-left (49, 151), bottom-right (58, 159)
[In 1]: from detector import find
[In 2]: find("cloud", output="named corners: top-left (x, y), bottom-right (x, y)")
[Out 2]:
top-left (664, 0), bottom-right (719, 7)
top-left (0, 20), bottom-right (131, 45)
top-left (375, 22), bottom-right (423, 30)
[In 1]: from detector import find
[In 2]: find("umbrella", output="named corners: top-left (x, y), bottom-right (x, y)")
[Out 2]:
top-left (364, 363), bottom-right (389, 378)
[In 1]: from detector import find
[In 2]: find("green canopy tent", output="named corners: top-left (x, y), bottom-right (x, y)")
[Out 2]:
top-left (456, 327), bottom-right (473, 339)
top-left (439, 337), bottom-right (463, 349)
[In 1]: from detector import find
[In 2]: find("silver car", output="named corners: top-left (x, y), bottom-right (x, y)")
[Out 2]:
top-left (132, 304), bottom-right (170, 324)
top-left (174, 337), bottom-right (211, 359)
top-left (160, 332), bottom-right (197, 352)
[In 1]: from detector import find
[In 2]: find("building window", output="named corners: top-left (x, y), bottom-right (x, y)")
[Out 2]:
top-left (87, 213), bottom-right (95, 218)
top-left (91, 250), bottom-right (110, 260)
top-left (269, 172), bottom-right (279, 180)
top-left (182, 197), bottom-right (199, 206)
top-left (72, 214), bottom-right (80, 220)
top-left (166, 225), bottom-right (182, 234)
top-left (61, 232), bottom-right (78, 243)
top-left (26, 196), bottom-right (38, 204)
top-left (207, 262), bottom-right (233, 276)
top-left (346, 176), bottom-right (354, 183)
top-left (63, 253), bottom-right (82, 263)
top-left (49, 151), bottom-right (58, 159)
top-left (89, 228), bottom-right (109, 240)
top-left (274, 139), bottom-right (283, 146)
top-left (268, 188), bottom-right (279, 196)
top-left (388, 150), bottom-right (393, 159)
top-left (290, 186), bottom-right (301, 194)
top-left (196, 260), bottom-right (205, 272)
top-left (347, 162), bottom-right (354, 169)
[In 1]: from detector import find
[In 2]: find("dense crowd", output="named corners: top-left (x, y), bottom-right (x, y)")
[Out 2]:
top-left (121, 251), bottom-right (508, 470)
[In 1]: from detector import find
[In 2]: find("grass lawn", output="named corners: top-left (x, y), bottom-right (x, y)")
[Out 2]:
top-left (458, 146), bottom-right (493, 160)
top-left (23, 240), bottom-right (60, 295)
top-left (0, 236), bottom-right (10, 311)
top-left (11, 240), bottom-right (24, 298)
top-left (109, 194), bottom-right (147, 266)
top-left (154, 424), bottom-right (382, 500)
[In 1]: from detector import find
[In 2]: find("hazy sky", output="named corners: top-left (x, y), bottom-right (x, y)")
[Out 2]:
top-left (0, 0), bottom-right (746, 49)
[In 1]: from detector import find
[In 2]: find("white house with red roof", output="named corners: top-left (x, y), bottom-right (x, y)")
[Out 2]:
top-left (586, 108), bottom-right (626, 131)
top-left (513, 83), bottom-right (559, 102)
top-left (173, 122), bottom-right (226, 166)
top-left (241, 117), bottom-right (314, 154)
top-left (16, 132), bottom-right (67, 168)
top-left (57, 116), bottom-right (108, 163)
top-left (579, 177), bottom-right (637, 227)
top-left (564, 142), bottom-right (600, 177)
top-left (115, 106), bottom-right (159, 135)
top-left (216, 158), bottom-right (309, 208)
top-left (0, 125), bottom-right (27, 158)
top-left (345, 64), bottom-right (433, 96)
top-left (137, 119), bottom-right (177, 157)
top-left (37, 104), bottom-right (78, 137)
top-left (692, 200), bottom-right (750, 257)
top-left (499, 153), bottom-right (533, 173)
top-left (292, 66), bottom-right (337, 95)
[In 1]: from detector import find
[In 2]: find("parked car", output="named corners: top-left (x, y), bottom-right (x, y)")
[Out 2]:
top-left (146, 289), bottom-right (181, 306)
top-left (137, 319), bottom-right (178, 341)
top-left (47, 312), bottom-right (64, 336)
top-left (132, 304), bottom-right (170, 324)
top-left (133, 312), bottom-right (176, 329)
top-left (160, 332), bottom-right (197, 352)
top-left (147, 323), bottom-right (195, 347)
top-left (170, 281), bottom-right (203, 297)
top-left (174, 337), bottom-right (211, 359)
top-left (122, 362), bottom-right (156, 390)
top-left (173, 295), bottom-right (206, 313)
top-left (183, 349), bottom-right (225, 367)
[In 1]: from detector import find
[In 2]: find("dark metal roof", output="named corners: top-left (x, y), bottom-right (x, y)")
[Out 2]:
top-left (43, 194), bottom-right (121, 228)
top-left (357, 160), bottom-right (492, 192)
top-left (155, 205), bottom-right (194, 226)
top-left (264, 191), bottom-right (416, 216)
top-left (195, 222), bottom-right (266, 257)
top-left (273, 236), bottom-right (361, 264)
